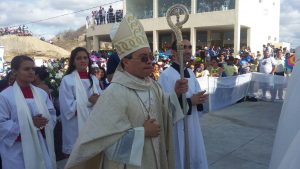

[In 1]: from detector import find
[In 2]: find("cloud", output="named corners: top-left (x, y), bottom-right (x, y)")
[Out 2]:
top-left (0, 0), bottom-right (122, 39)
top-left (280, 0), bottom-right (300, 48)
top-left (0, 1), bottom-right (85, 27)
top-left (45, 0), bottom-right (101, 11)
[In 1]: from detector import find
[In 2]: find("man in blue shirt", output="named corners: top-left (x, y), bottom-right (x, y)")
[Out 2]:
top-left (239, 52), bottom-right (254, 74)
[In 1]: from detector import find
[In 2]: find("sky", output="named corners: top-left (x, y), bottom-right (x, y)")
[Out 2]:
top-left (0, 0), bottom-right (299, 48)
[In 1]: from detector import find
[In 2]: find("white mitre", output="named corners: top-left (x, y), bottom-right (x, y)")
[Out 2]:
top-left (109, 14), bottom-right (150, 59)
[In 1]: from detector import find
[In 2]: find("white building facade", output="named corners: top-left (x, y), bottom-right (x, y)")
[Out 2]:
top-left (86, 0), bottom-right (280, 55)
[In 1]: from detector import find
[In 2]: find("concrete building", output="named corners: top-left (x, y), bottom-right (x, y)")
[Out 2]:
top-left (86, 0), bottom-right (280, 55)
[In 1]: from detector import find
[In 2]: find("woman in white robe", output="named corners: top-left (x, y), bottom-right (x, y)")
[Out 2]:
top-left (0, 55), bottom-right (56, 169)
top-left (59, 47), bottom-right (102, 155)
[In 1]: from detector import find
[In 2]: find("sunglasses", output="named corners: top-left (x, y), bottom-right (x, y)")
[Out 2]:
top-left (130, 54), bottom-right (154, 63)
top-left (184, 45), bottom-right (192, 49)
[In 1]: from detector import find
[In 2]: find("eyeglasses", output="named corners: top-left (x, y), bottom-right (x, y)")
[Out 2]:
top-left (130, 54), bottom-right (154, 63)
top-left (184, 45), bottom-right (192, 49)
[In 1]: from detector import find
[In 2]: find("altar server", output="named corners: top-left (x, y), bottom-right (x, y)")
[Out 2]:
top-left (0, 55), bottom-right (56, 169)
top-left (59, 47), bottom-right (102, 155)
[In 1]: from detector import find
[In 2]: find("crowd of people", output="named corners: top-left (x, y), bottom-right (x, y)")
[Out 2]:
top-left (148, 43), bottom-right (293, 103)
top-left (151, 43), bottom-right (293, 81)
top-left (0, 13), bottom-right (296, 169)
top-left (86, 0), bottom-right (235, 23)
top-left (197, 0), bottom-right (235, 13)
top-left (0, 25), bottom-right (32, 36)
top-left (87, 5), bottom-right (123, 27)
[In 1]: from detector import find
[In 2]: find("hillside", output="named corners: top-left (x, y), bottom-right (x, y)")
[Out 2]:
top-left (0, 35), bottom-right (70, 61)
top-left (52, 26), bottom-right (86, 51)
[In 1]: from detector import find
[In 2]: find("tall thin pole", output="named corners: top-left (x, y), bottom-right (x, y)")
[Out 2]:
top-left (166, 4), bottom-right (190, 169)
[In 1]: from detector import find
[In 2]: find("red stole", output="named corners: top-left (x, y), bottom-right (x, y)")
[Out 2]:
top-left (78, 71), bottom-right (89, 79)
top-left (20, 86), bottom-right (33, 99)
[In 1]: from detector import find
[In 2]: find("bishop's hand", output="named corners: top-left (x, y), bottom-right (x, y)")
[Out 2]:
top-left (144, 116), bottom-right (161, 138)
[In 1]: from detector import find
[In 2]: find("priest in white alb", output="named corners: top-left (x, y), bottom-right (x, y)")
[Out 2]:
top-left (158, 39), bottom-right (209, 169)
top-left (64, 14), bottom-right (189, 169)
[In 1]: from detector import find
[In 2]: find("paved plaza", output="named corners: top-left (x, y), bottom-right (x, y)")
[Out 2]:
top-left (58, 101), bottom-right (283, 169)
top-left (203, 101), bottom-right (282, 169)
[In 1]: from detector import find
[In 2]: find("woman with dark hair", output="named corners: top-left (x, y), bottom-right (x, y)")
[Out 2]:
top-left (33, 66), bottom-right (51, 95)
top-left (209, 57), bottom-right (223, 77)
top-left (58, 47), bottom-right (102, 156)
top-left (194, 62), bottom-right (210, 77)
top-left (98, 67), bottom-right (109, 90)
top-left (0, 71), bottom-right (15, 92)
top-left (0, 55), bottom-right (57, 169)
